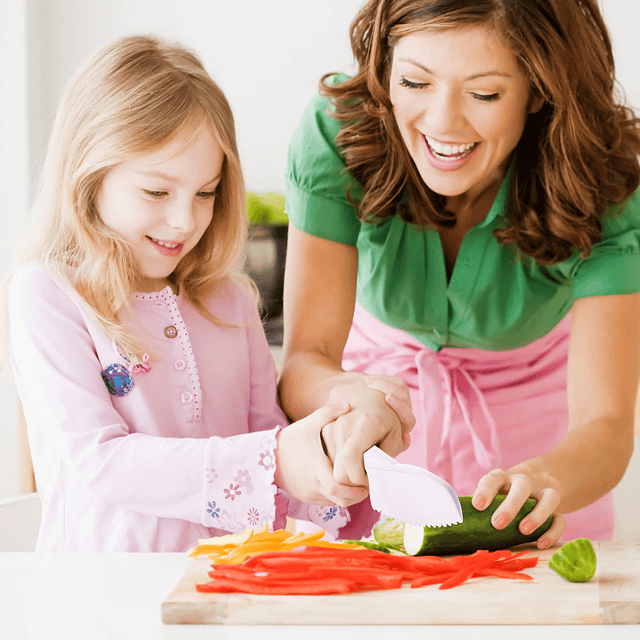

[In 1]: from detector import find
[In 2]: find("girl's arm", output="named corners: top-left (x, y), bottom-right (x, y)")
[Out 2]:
top-left (472, 293), bottom-right (640, 546)
top-left (241, 276), bottom-right (367, 508)
top-left (278, 226), bottom-right (414, 488)
top-left (8, 266), bottom-right (280, 531)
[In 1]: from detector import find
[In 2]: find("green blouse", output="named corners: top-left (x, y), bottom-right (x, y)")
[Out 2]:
top-left (285, 81), bottom-right (640, 353)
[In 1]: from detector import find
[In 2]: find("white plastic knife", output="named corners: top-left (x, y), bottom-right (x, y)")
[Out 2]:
top-left (363, 445), bottom-right (463, 528)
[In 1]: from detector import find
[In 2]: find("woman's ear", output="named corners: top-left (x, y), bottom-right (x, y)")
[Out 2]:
top-left (528, 92), bottom-right (545, 115)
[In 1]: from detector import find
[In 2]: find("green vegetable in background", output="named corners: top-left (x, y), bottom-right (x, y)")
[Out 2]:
top-left (548, 538), bottom-right (597, 583)
top-left (245, 192), bottom-right (287, 225)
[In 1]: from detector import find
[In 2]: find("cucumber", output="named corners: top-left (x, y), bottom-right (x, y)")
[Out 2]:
top-left (372, 518), bottom-right (404, 547)
top-left (548, 538), bottom-right (597, 582)
top-left (400, 495), bottom-right (553, 556)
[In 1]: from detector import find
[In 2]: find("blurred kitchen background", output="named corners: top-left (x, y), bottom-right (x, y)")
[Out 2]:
top-left (1, 1), bottom-right (638, 541)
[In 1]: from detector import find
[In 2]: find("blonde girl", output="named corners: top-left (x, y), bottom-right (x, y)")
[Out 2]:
top-left (6, 35), bottom-right (382, 551)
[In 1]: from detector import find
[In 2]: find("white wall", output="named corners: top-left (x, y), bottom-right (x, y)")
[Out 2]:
top-left (0, 1), bottom-right (638, 541)
top-left (0, 0), bottom-right (29, 502)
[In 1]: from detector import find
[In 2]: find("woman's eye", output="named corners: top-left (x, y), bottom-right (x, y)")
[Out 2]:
top-left (144, 189), bottom-right (167, 198)
top-left (197, 191), bottom-right (217, 199)
top-left (399, 77), bottom-right (428, 89)
top-left (473, 93), bottom-right (500, 103)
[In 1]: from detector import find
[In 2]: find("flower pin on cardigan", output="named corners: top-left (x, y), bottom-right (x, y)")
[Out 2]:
top-left (130, 353), bottom-right (151, 374)
top-left (101, 363), bottom-right (134, 397)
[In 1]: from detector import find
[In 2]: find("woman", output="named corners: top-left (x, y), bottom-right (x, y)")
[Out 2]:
top-left (279, 0), bottom-right (640, 545)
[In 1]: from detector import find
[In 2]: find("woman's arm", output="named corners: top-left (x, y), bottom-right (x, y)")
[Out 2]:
top-left (473, 293), bottom-right (639, 546)
top-left (278, 226), bottom-right (414, 486)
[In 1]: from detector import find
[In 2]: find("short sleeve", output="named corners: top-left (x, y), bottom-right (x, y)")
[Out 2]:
top-left (285, 75), bottom-right (362, 246)
top-left (571, 188), bottom-right (640, 298)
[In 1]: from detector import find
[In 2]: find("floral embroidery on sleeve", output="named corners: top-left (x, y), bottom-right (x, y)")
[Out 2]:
top-left (202, 427), bottom-right (282, 532)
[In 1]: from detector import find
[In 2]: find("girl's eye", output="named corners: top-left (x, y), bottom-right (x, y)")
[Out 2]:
top-left (399, 77), bottom-right (428, 89)
top-left (472, 93), bottom-right (500, 103)
top-left (144, 189), bottom-right (167, 198)
top-left (197, 191), bottom-right (217, 199)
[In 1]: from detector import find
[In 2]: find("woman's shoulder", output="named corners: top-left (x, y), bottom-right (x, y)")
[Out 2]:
top-left (292, 73), bottom-right (353, 150)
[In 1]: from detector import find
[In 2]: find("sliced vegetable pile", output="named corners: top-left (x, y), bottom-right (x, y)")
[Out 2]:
top-left (188, 525), bottom-right (362, 563)
top-left (191, 527), bottom-right (540, 596)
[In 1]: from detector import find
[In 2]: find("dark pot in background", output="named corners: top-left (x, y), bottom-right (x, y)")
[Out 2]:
top-left (244, 223), bottom-right (287, 345)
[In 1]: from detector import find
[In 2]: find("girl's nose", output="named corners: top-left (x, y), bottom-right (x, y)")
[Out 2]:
top-left (167, 199), bottom-right (197, 233)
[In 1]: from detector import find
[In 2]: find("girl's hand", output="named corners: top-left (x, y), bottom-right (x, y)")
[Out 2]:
top-left (321, 374), bottom-right (416, 487)
top-left (472, 468), bottom-right (567, 549)
top-left (274, 403), bottom-right (368, 508)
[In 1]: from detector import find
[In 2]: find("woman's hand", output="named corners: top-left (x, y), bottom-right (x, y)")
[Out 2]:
top-left (471, 467), bottom-right (567, 550)
top-left (320, 374), bottom-right (416, 487)
top-left (274, 403), bottom-right (369, 508)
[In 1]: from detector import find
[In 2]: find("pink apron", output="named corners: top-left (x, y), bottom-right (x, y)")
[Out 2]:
top-left (339, 303), bottom-right (613, 542)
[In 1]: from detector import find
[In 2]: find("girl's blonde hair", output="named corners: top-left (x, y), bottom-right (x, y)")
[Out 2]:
top-left (12, 34), bottom-right (252, 362)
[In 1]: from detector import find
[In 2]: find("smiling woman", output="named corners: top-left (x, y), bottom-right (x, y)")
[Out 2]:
top-left (279, 0), bottom-right (640, 546)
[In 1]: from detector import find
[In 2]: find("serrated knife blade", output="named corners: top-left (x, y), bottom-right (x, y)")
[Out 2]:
top-left (363, 445), bottom-right (463, 528)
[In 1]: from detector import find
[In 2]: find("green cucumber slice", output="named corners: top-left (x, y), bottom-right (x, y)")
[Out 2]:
top-left (548, 538), bottom-right (597, 582)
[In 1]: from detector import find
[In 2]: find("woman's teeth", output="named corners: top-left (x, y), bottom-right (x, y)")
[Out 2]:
top-left (425, 136), bottom-right (479, 158)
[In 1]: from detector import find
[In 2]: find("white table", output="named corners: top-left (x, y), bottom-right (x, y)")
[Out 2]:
top-left (1, 553), bottom-right (638, 639)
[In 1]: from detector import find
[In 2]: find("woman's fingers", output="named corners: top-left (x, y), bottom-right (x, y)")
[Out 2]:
top-left (472, 468), bottom-right (510, 512)
top-left (364, 376), bottom-right (416, 434)
top-left (535, 513), bottom-right (567, 550)
top-left (472, 467), bottom-right (564, 546)
top-left (518, 485), bottom-right (562, 536)
top-left (381, 393), bottom-right (416, 439)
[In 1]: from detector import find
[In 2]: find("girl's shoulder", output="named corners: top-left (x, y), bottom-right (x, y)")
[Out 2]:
top-left (8, 262), bottom-right (87, 337)
top-left (9, 262), bottom-right (76, 303)
top-left (199, 274), bottom-right (261, 323)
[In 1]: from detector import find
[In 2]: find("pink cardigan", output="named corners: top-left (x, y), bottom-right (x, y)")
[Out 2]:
top-left (9, 263), bottom-right (349, 551)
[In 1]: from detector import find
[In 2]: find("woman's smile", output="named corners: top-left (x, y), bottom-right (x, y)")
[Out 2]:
top-left (423, 135), bottom-right (482, 172)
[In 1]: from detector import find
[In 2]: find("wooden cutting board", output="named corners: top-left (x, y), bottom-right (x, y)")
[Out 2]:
top-left (162, 541), bottom-right (640, 625)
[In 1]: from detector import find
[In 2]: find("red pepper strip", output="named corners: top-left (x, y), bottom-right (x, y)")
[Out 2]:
top-left (209, 562), bottom-right (405, 590)
top-left (438, 567), bottom-right (477, 590)
top-left (495, 557), bottom-right (539, 571)
top-left (196, 577), bottom-right (355, 595)
top-left (436, 553), bottom-right (502, 590)
top-left (410, 573), bottom-right (457, 588)
top-left (475, 569), bottom-right (534, 580)
top-left (310, 567), bottom-right (404, 589)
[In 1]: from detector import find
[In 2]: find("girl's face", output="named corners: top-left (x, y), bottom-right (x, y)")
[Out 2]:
top-left (389, 26), bottom-right (543, 204)
top-left (97, 122), bottom-right (225, 292)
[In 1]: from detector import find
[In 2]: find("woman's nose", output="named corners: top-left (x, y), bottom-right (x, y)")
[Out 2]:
top-left (425, 89), bottom-right (466, 136)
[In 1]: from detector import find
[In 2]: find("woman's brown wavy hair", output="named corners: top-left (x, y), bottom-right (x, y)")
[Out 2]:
top-left (321, 0), bottom-right (640, 263)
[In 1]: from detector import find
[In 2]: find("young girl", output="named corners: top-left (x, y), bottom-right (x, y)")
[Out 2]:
top-left (5, 35), bottom-right (381, 552)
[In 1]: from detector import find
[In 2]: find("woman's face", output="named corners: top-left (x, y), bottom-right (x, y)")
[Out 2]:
top-left (389, 25), bottom-right (542, 202)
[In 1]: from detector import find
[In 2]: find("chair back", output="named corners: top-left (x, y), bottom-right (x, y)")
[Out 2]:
top-left (0, 493), bottom-right (41, 552)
